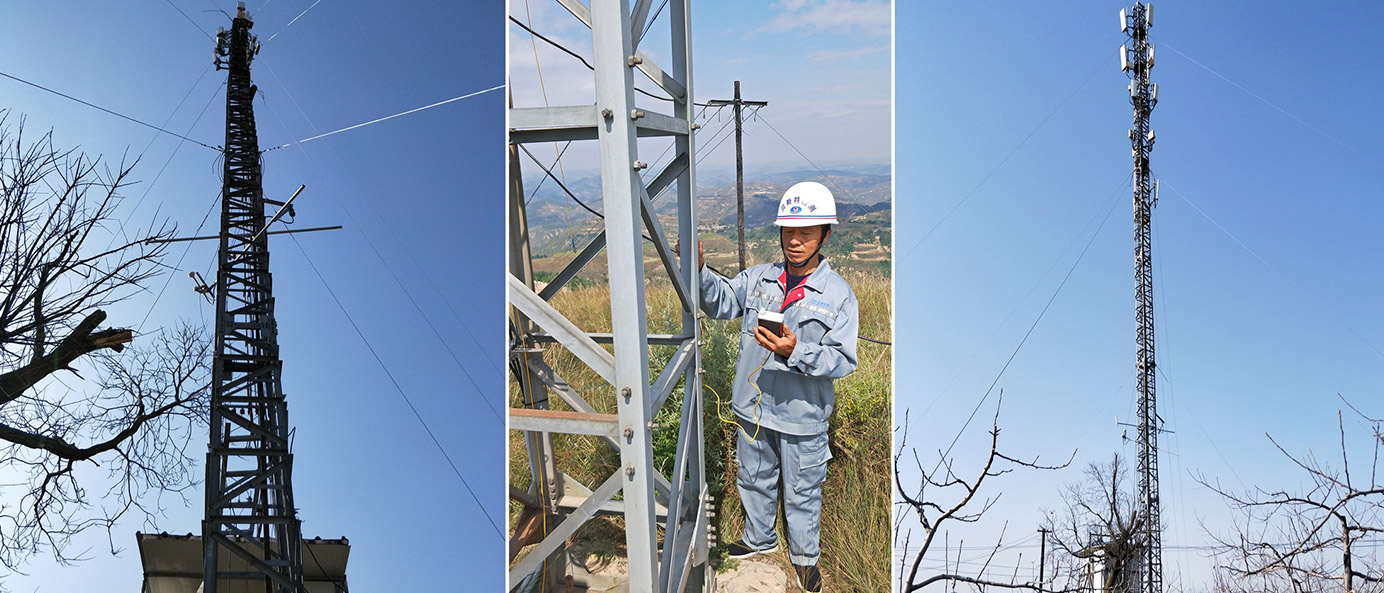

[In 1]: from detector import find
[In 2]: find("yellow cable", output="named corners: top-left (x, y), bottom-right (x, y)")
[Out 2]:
top-left (709, 350), bottom-right (772, 443)
top-left (509, 305), bottom-right (549, 591)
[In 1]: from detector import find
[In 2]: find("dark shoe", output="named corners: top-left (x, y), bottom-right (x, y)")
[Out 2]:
top-left (793, 563), bottom-right (822, 592)
top-left (725, 539), bottom-right (777, 559)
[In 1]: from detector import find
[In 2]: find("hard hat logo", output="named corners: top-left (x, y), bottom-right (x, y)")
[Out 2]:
top-left (774, 181), bottom-right (839, 227)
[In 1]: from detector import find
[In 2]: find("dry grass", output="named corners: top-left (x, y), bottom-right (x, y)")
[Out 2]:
top-left (510, 270), bottom-right (891, 593)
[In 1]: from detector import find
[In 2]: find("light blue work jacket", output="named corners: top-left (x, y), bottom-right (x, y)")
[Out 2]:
top-left (700, 258), bottom-right (858, 436)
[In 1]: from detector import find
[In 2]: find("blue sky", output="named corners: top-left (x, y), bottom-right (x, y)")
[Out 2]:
top-left (0, 2), bottom-right (503, 590)
top-left (508, 0), bottom-right (891, 182)
top-left (898, 1), bottom-right (1384, 588)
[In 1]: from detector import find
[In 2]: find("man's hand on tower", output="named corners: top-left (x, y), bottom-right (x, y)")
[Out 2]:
top-left (673, 239), bottom-right (705, 269)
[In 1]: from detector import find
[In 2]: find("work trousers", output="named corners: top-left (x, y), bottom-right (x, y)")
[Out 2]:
top-left (736, 421), bottom-right (832, 566)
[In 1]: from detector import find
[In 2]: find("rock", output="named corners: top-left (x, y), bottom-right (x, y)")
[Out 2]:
top-left (715, 559), bottom-right (788, 593)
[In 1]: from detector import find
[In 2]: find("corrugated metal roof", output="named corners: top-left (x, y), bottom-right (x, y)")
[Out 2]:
top-left (136, 532), bottom-right (349, 593)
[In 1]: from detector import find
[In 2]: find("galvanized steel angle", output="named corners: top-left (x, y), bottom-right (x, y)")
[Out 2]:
top-left (538, 231), bottom-right (607, 301)
top-left (635, 110), bottom-right (690, 136)
top-left (205, 533), bottom-right (298, 590)
top-left (508, 470), bottom-right (624, 582)
top-left (215, 408), bottom-right (288, 446)
top-left (218, 365), bottom-right (275, 392)
top-left (647, 339), bottom-right (693, 415)
top-left (535, 153), bottom-right (687, 302)
top-left (629, 0), bottom-right (655, 47)
top-left (211, 459), bottom-right (290, 509)
top-left (522, 358), bottom-right (675, 505)
top-left (507, 274), bottom-right (616, 384)
top-left (552, 0), bottom-right (685, 101)
top-left (640, 185), bottom-right (692, 314)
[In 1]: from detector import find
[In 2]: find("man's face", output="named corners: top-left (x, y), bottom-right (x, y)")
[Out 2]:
top-left (781, 225), bottom-right (829, 267)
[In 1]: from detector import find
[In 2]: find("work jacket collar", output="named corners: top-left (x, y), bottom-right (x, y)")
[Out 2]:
top-left (761, 257), bottom-right (834, 295)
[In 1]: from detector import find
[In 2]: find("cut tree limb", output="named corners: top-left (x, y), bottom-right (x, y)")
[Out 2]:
top-left (0, 309), bottom-right (131, 405)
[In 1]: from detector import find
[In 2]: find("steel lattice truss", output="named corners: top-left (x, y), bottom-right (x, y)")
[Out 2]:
top-left (203, 6), bottom-right (306, 592)
top-left (507, 1), bottom-right (710, 592)
top-left (1122, 4), bottom-right (1162, 593)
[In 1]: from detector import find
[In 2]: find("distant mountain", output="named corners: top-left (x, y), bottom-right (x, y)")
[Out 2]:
top-left (521, 163), bottom-right (890, 257)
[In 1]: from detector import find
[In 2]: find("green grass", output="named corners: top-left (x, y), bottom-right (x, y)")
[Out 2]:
top-left (509, 271), bottom-right (891, 593)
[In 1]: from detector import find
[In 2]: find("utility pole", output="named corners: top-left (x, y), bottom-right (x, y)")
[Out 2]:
top-left (1038, 527), bottom-right (1049, 592)
top-left (1120, 4), bottom-right (1162, 593)
top-left (707, 81), bottom-right (767, 272)
top-left (204, 4), bottom-right (306, 591)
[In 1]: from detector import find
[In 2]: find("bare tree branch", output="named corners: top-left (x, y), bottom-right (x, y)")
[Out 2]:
top-left (895, 394), bottom-right (1075, 592)
top-left (1201, 402), bottom-right (1384, 593)
top-left (0, 111), bottom-right (209, 572)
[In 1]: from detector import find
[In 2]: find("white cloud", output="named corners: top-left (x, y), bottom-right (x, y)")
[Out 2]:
top-left (761, 0), bottom-right (890, 37)
top-left (808, 44), bottom-right (888, 62)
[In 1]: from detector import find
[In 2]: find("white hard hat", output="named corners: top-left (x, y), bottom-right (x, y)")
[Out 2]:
top-left (774, 181), bottom-right (838, 227)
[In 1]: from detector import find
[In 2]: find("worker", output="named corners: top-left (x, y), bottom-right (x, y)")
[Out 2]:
top-left (681, 181), bottom-right (858, 593)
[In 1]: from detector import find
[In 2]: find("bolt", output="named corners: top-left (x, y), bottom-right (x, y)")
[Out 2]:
top-left (626, 464), bottom-right (636, 478)
top-left (624, 427), bottom-right (634, 440)
top-left (627, 55), bottom-right (643, 66)
top-left (601, 108), bottom-right (613, 119)
top-left (630, 109), bottom-right (645, 120)
top-left (621, 387), bottom-right (632, 399)
top-left (633, 161), bottom-right (649, 170)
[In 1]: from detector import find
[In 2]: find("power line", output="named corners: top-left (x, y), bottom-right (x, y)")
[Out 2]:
top-left (1160, 178), bottom-right (1384, 362)
top-left (0, 70), bottom-right (220, 151)
top-left (136, 190), bottom-right (221, 332)
top-left (257, 70), bottom-right (503, 419)
top-left (282, 230), bottom-right (502, 537)
top-left (111, 75), bottom-right (224, 249)
top-left (901, 57), bottom-right (1105, 261)
top-left (524, 141), bottom-right (575, 207)
top-left (509, 15), bottom-right (592, 70)
top-left (755, 114), bottom-right (858, 203)
top-left (914, 177), bottom-right (1129, 422)
top-left (638, 0), bottom-right (672, 41)
top-left (929, 181), bottom-right (1123, 473)
top-left (518, 144), bottom-right (605, 220)
top-left (1164, 43), bottom-right (1364, 159)
top-left (251, 64), bottom-right (507, 536)
top-left (265, 0), bottom-right (325, 43)
top-left (123, 80), bottom-right (220, 324)
top-left (263, 84), bottom-right (504, 150)
top-left (508, 15), bottom-right (674, 102)
top-left (163, 0), bottom-right (214, 41)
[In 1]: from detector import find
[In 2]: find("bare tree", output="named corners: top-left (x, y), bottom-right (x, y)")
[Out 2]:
top-left (0, 111), bottom-right (210, 570)
top-left (1201, 404), bottom-right (1384, 593)
top-left (1041, 453), bottom-right (1144, 593)
top-left (895, 396), bottom-right (1073, 592)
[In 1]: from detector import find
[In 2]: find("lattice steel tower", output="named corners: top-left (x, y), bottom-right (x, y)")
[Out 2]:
top-left (507, 1), bottom-right (710, 591)
top-left (204, 4), bottom-right (306, 591)
top-left (1120, 4), bottom-right (1162, 593)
